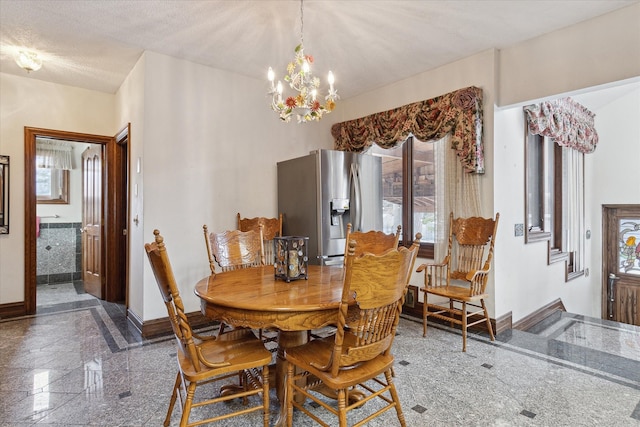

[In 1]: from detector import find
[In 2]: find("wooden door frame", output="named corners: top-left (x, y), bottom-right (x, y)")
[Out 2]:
top-left (601, 204), bottom-right (639, 321)
top-left (24, 126), bottom-right (129, 314)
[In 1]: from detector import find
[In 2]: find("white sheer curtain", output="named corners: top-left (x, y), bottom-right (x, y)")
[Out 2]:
top-left (434, 134), bottom-right (482, 261)
top-left (565, 147), bottom-right (585, 272)
top-left (36, 138), bottom-right (73, 170)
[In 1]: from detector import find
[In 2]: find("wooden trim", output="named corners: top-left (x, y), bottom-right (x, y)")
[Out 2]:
top-left (104, 126), bottom-right (129, 302)
top-left (140, 311), bottom-right (216, 338)
top-left (0, 302), bottom-right (27, 319)
top-left (512, 298), bottom-right (566, 331)
top-left (23, 127), bottom-right (117, 318)
top-left (126, 307), bottom-right (143, 333)
top-left (494, 311), bottom-right (512, 335)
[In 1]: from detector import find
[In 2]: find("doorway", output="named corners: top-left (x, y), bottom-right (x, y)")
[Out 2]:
top-left (602, 204), bottom-right (640, 326)
top-left (24, 126), bottom-right (130, 315)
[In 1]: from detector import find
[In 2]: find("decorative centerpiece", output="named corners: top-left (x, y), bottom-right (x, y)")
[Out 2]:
top-left (274, 236), bottom-right (309, 282)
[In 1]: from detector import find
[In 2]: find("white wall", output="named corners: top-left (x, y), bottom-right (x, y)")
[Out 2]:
top-left (494, 80), bottom-right (640, 322)
top-left (498, 3), bottom-right (640, 106)
top-left (0, 73), bottom-right (115, 304)
top-left (36, 142), bottom-right (94, 224)
top-left (2, 4), bottom-right (638, 326)
top-left (333, 49), bottom-right (499, 313)
top-left (118, 52), bottom-right (335, 321)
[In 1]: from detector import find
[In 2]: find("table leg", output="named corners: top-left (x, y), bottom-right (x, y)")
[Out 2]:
top-left (274, 330), bottom-right (307, 427)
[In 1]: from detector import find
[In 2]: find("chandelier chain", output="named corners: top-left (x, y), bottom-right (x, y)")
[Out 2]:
top-left (300, 0), bottom-right (304, 45)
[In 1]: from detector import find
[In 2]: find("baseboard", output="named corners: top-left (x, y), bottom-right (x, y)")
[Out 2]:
top-left (139, 310), bottom-right (216, 338)
top-left (126, 307), bottom-right (143, 333)
top-left (494, 311), bottom-right (512, 335)
top-left (512, 298), bottom-right (566, 331)
top-left (0, 302), bottom-right (27, 319)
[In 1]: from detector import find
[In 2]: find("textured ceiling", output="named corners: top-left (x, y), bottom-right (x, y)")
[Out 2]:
top-left (0, 0), bottom-right (637, 98)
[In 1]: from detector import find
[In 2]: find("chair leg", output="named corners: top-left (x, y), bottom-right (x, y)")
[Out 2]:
top-left (164, 372), bottom-right (181, 427)
top-left (385, 369), bottom-right (407, 427)
top-left (481, 299), bottom-right (495, 341)
top-left (449, 299), bottom-right (455, 328)
top-left (286, 363), bottom-right (294, 427)
top-left (262, 365), bottom-right (270, 427)
top-left (179, 381), bottom-right (197, 427)
top-left (461, 301), bottom-right (467, 352)
top-left (337, 387), bottom-right (348, 427)
top-left (422, 291), bottom-right (428, 337)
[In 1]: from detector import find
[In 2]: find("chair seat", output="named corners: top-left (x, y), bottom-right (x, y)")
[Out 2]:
top-left (179, 334), bottom-right (272, 381)
top-left (285, 335), bottom-right (394, 390)
top-left (421, 285), bottom-right (488, 302)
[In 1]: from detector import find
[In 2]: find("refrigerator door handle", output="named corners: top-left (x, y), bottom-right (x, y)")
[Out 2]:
top-left (351, 163), bottom-right (362, 231)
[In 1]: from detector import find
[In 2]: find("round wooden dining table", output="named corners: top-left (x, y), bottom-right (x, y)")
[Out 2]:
top-left (194, 264), bottom-right (350, 422)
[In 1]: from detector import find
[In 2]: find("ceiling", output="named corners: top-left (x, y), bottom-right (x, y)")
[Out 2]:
top-left (0, 0), bottom-right (637, 98)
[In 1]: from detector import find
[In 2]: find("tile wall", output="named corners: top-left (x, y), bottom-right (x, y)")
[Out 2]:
top-left (36, 222), bottom-right (82, 284)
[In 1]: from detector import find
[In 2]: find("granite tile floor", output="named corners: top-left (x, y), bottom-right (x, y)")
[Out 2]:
top-left (1, 286), bottom-right (639, 426)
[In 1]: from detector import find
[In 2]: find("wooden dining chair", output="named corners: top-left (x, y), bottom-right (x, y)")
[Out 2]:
top-left (145, 229), bottom-right (271, 427)
top-left (203, 224), bottom-right (267, 339)
top-left (237, 213), bottom-right (283, 266)
top-left (203, 225), bottom-right (265, 275)
top-left (284, 236), bottom-right (420, 427)
top-left (343, 223), bottom-right (401, 262)
top-left (416, 212), bottom-right (500, 352)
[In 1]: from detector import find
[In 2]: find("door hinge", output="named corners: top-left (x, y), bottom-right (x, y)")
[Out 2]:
top-left (122, 229), bottom-right (128, 236)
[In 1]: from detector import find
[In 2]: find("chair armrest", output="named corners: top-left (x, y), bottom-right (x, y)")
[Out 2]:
top-left (416, 259), bottom-right (449, 289)
top-left (465, 267), bottom-right (491, 295)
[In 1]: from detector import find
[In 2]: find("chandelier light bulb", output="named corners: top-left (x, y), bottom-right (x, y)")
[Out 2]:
top-left (16, 50), bottom-right (42, 72)
top-left (268, 67), bottom-right (275, 82)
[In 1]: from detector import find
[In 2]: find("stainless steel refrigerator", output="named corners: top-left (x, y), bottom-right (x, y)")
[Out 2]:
top-left (277, 149), bottom-right (382, 266)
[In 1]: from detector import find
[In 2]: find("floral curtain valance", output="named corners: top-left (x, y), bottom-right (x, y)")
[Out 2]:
top-left (523, 97), bottom-right (598, 154)
top-left (36, 139), bottom-right (73, 170)
top-left (331, 86), bottom-right (485, 173)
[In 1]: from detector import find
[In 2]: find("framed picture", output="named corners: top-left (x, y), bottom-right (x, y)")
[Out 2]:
top-left (404, 285), bottom-right (417, 309)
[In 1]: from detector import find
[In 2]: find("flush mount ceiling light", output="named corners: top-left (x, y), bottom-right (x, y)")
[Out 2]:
top-left (15, 50), bottom-right (42, 72)
top-left (267, 0), bottom-right (338, 123)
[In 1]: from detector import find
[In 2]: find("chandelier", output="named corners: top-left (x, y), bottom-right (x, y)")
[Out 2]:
top-left (267, 0), bottom-right (338, 123)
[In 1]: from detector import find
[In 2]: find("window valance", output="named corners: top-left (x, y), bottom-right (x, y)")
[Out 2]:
top-left (331, 86), bottom-right (485, 173)
top-left (523, 97), bottom-right (598, 154)
top-left (36, 139), bottom-right (73, 170)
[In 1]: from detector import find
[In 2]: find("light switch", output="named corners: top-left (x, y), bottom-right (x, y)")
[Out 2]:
top-left (514, 223), bottom-right (524, 237)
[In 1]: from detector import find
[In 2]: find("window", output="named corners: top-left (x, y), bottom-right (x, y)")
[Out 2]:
top-left (524, 128), bottom-right (585, 280)
top-left (35, 139), bottom-right (73, 205)
top-left (36, 163), bottom-right (69, 204)
top-left (369, 136), bottom-right (435, 258)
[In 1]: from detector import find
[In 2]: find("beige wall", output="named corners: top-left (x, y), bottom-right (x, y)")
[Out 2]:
top-left (0, 74), bottom-right (115, 304)
top-left (117, 52), bottom-right (335, 321)
top-left (334, 50), bottom-right (499, 314)
top-left (493, 80), bottom-right (640, 322)
top-left (498, 3), bottom-right (640, 106)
